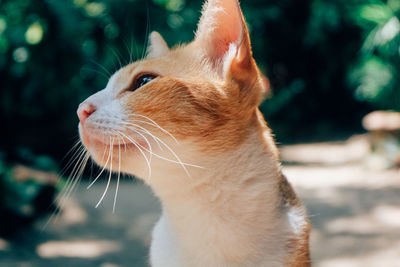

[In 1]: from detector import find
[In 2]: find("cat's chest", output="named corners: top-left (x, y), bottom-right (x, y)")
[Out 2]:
top-left (149, 211), bottom-right (291, 267)
top-left (150, 215), bottom-right (182, 267)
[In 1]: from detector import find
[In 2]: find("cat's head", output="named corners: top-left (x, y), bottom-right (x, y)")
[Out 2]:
top-left (77, 0), bottom-right (268, 178)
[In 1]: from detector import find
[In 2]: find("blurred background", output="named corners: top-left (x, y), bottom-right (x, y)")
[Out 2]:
top-left (0, 0), bottom-right (399, 266)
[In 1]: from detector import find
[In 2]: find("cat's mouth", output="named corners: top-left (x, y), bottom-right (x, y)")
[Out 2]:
top-left (79, 124), bottom-right (148, 153)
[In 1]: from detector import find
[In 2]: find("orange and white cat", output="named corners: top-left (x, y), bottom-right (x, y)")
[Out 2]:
top-left (77, 0), bottom-right (311, 266)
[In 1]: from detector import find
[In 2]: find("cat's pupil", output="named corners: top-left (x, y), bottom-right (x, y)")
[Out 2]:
top-left (136, 75), bottom-right (155, 89)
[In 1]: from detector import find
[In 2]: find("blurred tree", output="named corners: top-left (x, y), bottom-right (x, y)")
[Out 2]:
top-left (347, 0), bottom-right (400, 111)
top-left (0, 0), bottom-right (398, 162)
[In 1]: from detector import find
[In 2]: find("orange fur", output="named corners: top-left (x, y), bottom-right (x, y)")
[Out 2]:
top-left (77, 0), bottom-right (311, 265)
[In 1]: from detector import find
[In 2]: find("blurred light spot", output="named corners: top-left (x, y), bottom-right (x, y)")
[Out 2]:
top-left (12, 47), bottom-right (29, 63)
top-left (100, 263), bottom-right (120, 267)
top-left (373, 205), bottom-right (400, 227)
top-left (73, 0), bottom-right (87, 7)
top-left (280, 136), bottom-right (369, 165)
top-left (20, 204), bottom-right (34, 216)
top-left (376, 17), bottom-right (400, 44)
top-left (57, 197), bottom-right (88, 225)
top-left (352, 57), bottom-right (393, 102)
top-left (318, 241), bottom-right (400, 267)
top-left (85, 2), bottom-right (106, 17)
top-left (25, 22), bottom-right (44, 45)
top-left (359, 4), bottom-right (392, 24)
top-left (327, 205), bottom-right (400, 234)
top-left (37, 240), bottom-right (121, 258)
top-left (104, 24), bottom-right (119, 39)
top-left (166, 0), bottom-right (185, 12)
top-left (0, 17), bottom-right (7, 34)
top-left (0, 238), bottom-right (9, 251)
top-left (167, 14), bottom-right (184, 29)
top-left (82, 39), bottom-right (97, 55)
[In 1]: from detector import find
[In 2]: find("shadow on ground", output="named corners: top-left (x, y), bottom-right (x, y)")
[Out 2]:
top-left (0, 135), bottom-right (399, 267)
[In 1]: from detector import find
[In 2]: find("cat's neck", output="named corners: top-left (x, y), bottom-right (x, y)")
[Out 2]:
top-left (148, 110), bottom-right (281, 199)
top-left (147, 111), bottom-right (289, 265)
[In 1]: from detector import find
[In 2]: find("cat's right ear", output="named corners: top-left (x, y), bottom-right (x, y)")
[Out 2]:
top-left (147, 31), bottom-right (169, 59)
top-left (194, 0), bottom-right (258, 86)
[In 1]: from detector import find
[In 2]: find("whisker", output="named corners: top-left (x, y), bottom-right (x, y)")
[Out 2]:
top-left (122, 123), bottom-right (203, 169)
top-left (119, 122), bottom-right (155, 158)
top-left (89, 59), bottom-right (112, 77)
top-left (122, 123), bottom-right (154, 162)
top-left (108, 45), bottom-right (123, 70)
top-left (95, 137), bottom-right (114, 208)
top-left (87, 140), bottom-right (112, 189)
top-left (59, 141), bottom-right (85, 178)
top-left (60, 151), bottom-right (89, 208)
top-left (60, 139), bottom-right (82, 165)
top-left (81, 66), bottom-right (110, 80)
top-left (58, 147), bottom-right (87, 205)
top-left (115, 130), bottom-right (152, 179)
top-left (65, 152), bottom-right (90, 203)
top-left (113, 142), bottom-right (121, 213)
top-left (123, 36), bottom-right (134, 64)
top-left (129, 114), bottom-right (178, 144)
top-left (45, 148), bottom-right (89, 229)
top-left (136, 130), bottom-right (190, 178)
top-left (122, 123), bottom-right (164, 157)
top-left (142, 6), bottom-right (151, 59)
top-left (124, 120), bottom-right (163, 150)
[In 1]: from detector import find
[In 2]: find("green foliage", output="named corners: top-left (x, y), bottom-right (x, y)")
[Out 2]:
top-left (0, 0), bottom-right (399, 157)
top-left (347, 0), bottom-right (400, 111)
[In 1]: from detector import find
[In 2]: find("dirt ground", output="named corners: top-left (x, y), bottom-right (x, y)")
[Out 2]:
top-left (0, 135), bottom-right (399, 267)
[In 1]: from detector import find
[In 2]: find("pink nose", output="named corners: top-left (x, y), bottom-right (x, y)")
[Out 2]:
top-left (77, 102), bottom-right (96, 124)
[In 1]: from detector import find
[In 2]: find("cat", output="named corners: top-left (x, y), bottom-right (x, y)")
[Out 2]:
top-left (77, 0), bottom-right (311, 266)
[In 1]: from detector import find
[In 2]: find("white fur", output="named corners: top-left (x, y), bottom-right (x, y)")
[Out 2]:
top-left (78, 0), bottom-right (309, 264)
top-left (80, 91), bottom-right (307, 266)
top-left (142, 131), bottom-right (305, 267)
top-left (287, 207), bottom-right (307, 235)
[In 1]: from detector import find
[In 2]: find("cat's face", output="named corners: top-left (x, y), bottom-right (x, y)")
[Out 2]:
top-left (77, 0), bottom-right (267, 178)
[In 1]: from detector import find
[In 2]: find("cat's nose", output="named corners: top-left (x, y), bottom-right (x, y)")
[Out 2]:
top-left (77, 102), bottom-right (97, 124)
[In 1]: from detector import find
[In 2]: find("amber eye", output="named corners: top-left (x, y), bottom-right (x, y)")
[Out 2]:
top-left (131, 74), bottom-right (157, 91)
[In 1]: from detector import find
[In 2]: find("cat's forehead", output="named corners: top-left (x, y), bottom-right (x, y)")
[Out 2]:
top-left (110, 44), bottom-right (213, 89)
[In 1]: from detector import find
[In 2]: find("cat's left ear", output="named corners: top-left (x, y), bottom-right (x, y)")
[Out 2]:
top-left (147, 31), bottom-right (169, 59)
top-left (195, 0), bottom-right (258, 85)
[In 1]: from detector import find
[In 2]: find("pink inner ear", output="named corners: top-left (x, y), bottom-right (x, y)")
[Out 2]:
top-left (209, 1), bottom-right (243, 60)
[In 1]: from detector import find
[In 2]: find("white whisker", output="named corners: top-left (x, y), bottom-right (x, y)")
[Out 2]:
top-left (45, 148), bottom-right (89, 228)
top-left (122, 123), bottom-right (203, 169)
top-left (124, 124), bottom-right (154, 163)
top-left (123, 120), bottom-right (163, 151)
top-left (116, 130), bottom-right (152, 179)
top-left (58, 147), bottom-right (88, 205)
top-left (87, 141), bottom-right (112, 189)
top-left (95, 137), bottom-right (114, 208)
top-left (59, 142), bottom-right (85, 178)
top-left (130, 114), bottom-right (178, 144)
top-left (113, 142), bottom-right (121, 213)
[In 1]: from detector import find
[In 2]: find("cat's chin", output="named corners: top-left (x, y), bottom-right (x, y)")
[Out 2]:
top-left (78, 124), bottom-right (149, 172)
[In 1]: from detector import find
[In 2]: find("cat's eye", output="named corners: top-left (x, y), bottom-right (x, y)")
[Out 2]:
top-left (131, 74), bottom-right (157, 91)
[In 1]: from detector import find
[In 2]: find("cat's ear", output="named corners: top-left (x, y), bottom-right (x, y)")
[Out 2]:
top-left (194, 0), bottom-right (257, 83)
top-left (147, 31), bottom-right (169, 59)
